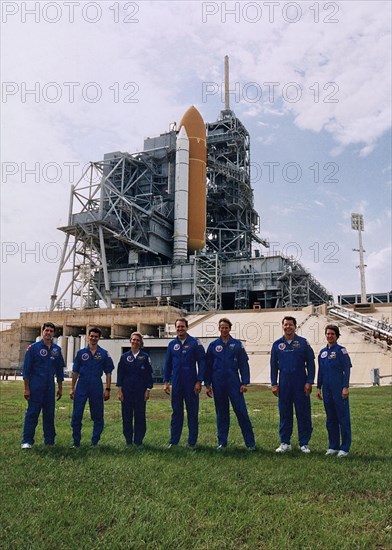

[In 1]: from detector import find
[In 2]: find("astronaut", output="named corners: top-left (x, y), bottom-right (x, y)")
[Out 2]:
top-left (117, 332), bottom-right (153, 447)
top-left (205, 318), bottom-right (255, 450)
top-left (70, 327), bottom-right (114, 447)
top-left (163, 318), bottom-right (205, 448)
top-left (317, 324), bottom-right (352, 457)
top-left (270, 316), bottom-right (315, 454)
top-left (21, 322), bottom-right (65, 449)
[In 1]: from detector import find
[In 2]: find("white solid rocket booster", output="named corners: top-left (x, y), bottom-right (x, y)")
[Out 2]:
top-left (66, 335), bottom-right (74, 372)
top-left (173, 125), bottom-right (190, 262)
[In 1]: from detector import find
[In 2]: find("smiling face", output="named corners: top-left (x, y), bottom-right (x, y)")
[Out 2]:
top-left (325, 329), bottom-right (338, 346)
top-left (175, 320), bottom-right (188, 339)
top-left (130, 334), bottom-right (142, 351)
top-left (42, 325), bottom-right (55, 344)
top-left (282, 319), bottom-right (296, 340)
top-left (219, 321), bottom-right (231, 341)
top-left (88, 331), bottom-right (100, 347)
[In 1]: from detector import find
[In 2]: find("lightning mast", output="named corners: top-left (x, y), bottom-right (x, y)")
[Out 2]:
top-left (224, 55), bottom-right (230, 110)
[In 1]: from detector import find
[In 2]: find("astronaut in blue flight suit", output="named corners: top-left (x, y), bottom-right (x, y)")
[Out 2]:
top-left (21, 322), bottom-right (65, 449)
top-left (70, 327), bottom-right (114, 447)
top-left (270, 316), bottom-right (315, 454)
top-left (317, 324), bottom-right (352, 457)
top-left (163, 318), bottom-right (206, 448)
top-left (205, 318), bottom-right (255, 450)
top-left (117, 332), bottom-right (153, 447)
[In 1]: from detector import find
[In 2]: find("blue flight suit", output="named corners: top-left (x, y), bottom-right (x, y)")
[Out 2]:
top-left (116, 350), bottom-right (153, 445)
top-left (163, 335), bottom-right (206, 446)
top-left (270, 335), bottom-right (315, 446)
top-left (205, 336), bottom-right (255, 448)
top-left (22, 339), bottom-right (65, 446)
top-left (317, 343), bottom-right (352, 452)
top-left (71, 345), bottom-right (114, 446)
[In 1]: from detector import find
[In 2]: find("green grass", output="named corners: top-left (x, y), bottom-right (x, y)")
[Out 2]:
top-left (1, 383), bottom-right (391, 549)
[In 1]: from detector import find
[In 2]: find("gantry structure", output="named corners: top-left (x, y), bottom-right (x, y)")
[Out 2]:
top-left (50, 132), bottom-right (177, 310)
top-left (206, 108), bottom-right (265, 258)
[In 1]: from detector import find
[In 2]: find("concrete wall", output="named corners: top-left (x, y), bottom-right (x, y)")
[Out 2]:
top-left (0, 306), bottom-right (182, 371)
top-left (187, 307), bottom-right (392, 386)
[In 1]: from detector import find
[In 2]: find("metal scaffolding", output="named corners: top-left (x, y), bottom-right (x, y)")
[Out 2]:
top-left (50, 145), bottom-right (176, 310)
top-left (277, 259), bottom-right (332, 308)
top-left (193, 253), bottom-right (222, 311)
top-left (206, 109), bottom-right (267, 259)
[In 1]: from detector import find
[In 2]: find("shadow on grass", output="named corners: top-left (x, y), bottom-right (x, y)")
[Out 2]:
top-left (30, 443), bottom-right (312, 459)
top-left (30, 443), bottom-right (392, 465)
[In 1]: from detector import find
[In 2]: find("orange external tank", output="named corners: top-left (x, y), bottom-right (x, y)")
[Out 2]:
top-left (178, 106), bottom-right (206, 253)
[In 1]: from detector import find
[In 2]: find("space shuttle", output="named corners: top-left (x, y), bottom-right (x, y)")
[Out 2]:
top-left (173, 105), bottom-right (207, 262)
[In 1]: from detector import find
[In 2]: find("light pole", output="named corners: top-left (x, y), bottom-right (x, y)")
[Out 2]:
top-left (351, 213), bottom-right (367, 304)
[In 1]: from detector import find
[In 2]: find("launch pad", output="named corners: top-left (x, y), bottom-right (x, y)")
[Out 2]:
top-left (50, 59), bottom-right (332, 313)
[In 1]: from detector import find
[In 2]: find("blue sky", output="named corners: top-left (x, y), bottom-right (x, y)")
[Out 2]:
top-left (1, 0), bottom-right (391, 319)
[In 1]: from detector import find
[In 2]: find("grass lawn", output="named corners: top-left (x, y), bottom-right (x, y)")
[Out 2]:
top-left (1, 382), bottom-right (391, 549)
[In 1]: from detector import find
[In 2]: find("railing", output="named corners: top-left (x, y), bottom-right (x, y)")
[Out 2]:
top-left (114, 299), bottom-right (184, 310)
top-left (328, 304), bottom-right (392, 338)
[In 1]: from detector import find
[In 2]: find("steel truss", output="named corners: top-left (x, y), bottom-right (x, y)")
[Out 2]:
top-left (277, 259), bottom-right (331, 308)
top-left (50, 152), bottom-right (174, 310)
top-left (193, 253), bottom-right (222, 311)
top-left (206, 109), bottom-right (267, 258)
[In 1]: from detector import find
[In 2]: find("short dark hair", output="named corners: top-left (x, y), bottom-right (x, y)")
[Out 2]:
top-left (42, 322), bottom-right (55, 331)
top-left (325, 324), bottom-right (340, 339)
top-left (219, 317), bottom-right (232, 328)
top-left (282, 316), bottom-right (297, 326)
top-left (175, 318), bottom-right (188, 328)
top-left (88, 327), bottom-right (102, 336)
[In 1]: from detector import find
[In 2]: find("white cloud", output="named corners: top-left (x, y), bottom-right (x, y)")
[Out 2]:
top-left (209, 1), bottom-right (392, 151)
